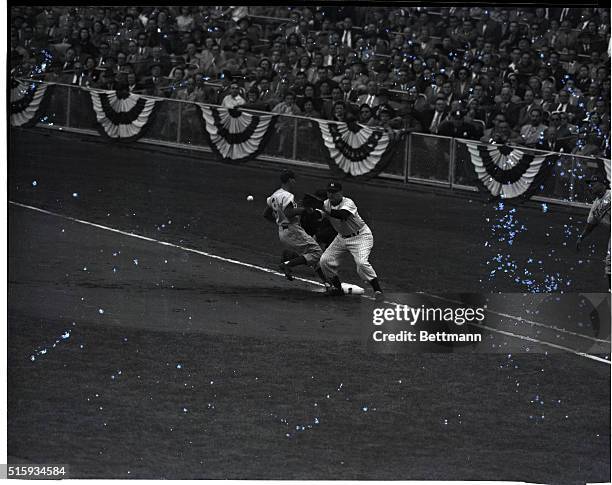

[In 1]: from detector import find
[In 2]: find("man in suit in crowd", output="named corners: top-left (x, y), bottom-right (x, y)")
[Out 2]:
top-left (547, 7), bottom-right (581, 25)
top-left (516, 89), bottom-right (543, 128)
top-left (476, 9), bottom-right (502, 44)
top-left (491, 86), bottom-right (521, 128)
top-left (146, 46), bottom-right (172, 77)
top-left (438, 109), bottom-right (481, 140)
top-left (142, 63), bottom-right (169, 97)
top-left (337, 17), bottom-right (360, 49)
top-left (552, 89), bottom-right (584, 121)
top-left (536, 127), bottom-right (567, 152)
top-left (422, 96), bottom-right (449, 134)
top-left (356, 80), bottom-right (383, 108)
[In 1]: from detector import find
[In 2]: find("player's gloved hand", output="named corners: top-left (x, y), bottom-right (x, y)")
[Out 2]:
top-left (314, 209), bottom-right (325, 220)
top-left (303, 207), bottom-right (314, 215)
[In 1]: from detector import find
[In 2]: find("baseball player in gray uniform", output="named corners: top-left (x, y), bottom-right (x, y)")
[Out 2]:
top-left (577, 180), bottom-right (611, 289)
top-left (318, 181), bottom-right (384, 300)
top-left (263, 170), bottom-right (327, 283)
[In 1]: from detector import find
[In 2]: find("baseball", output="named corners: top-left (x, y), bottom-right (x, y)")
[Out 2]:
top-left (247, 195), bottom-right (254, 201)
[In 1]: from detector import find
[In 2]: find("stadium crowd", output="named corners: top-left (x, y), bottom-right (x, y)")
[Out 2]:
top-left (10, 5), bottom-right (612, 156)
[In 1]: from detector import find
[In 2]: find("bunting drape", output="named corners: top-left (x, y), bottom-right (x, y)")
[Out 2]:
top-left (90, 90), bottom-right (159, 141)
top-left (10, 79), bottom-right (50, 127)
top-left (198, 105), bottom-right (276, 162)
top-left (317, 121), bottom-right (395, 177)
top-left (464, 142), bottom-right (550, 198)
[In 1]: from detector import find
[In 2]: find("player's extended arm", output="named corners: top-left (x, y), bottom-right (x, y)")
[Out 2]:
top-left (284, 205), bottom-right (313, 219)
top-left (576, 221), bottom-right (598, 251)
top-left (263, 206), bottom-right (275, 223)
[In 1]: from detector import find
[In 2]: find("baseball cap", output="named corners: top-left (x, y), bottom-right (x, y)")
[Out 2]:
top-left (280, 169), bottom-right (296, 183)
top-left (327, 181), bottom-right (342, 192)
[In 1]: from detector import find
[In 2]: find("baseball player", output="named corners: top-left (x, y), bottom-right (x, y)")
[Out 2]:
top-left (318, 181), bottom-right (384, 300)
top-left (577, 180), bottom-right (611, 289)
top-left (263, 169), bottom-right (327, 283)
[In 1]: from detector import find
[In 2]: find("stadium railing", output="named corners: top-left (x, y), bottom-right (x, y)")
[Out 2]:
top-left (26, 81), bottom-right (610, 208)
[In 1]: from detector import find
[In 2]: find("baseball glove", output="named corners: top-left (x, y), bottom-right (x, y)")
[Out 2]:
top-left (302, 192), bottom-right (324, 210)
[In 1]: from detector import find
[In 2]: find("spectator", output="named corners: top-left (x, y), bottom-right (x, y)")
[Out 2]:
top-left (320, 86), bottom-right (342, 119)
top-left (357, 104), bottom-right (378, 126)
top-left (82, 56), bottom-right (100, 87)
top-left (175, 7), bottom-right (194, 33)
top-left (517, 89), bottom-right (542, 127)
top-left (143, 46), bottom-right (170, 77)
top-left (301, 97), bottom-right (321, 118)
top-left (331, 100), bottom-right (349, 122)
top-left (438, 109), bottom-right (481, 140)
top-left (481, 113), bottom-right (507, 142)
top-left (477, 9), bottom-right (502, 44)
top-left (466, 97), bottom-right (487, 123)
top-left (272, 91), bottom-right (301, 153)
top-left (519, 107), bottom-right (548, 147)
top-left (424, 72), bottom-right (445, 104)
top-left (492, 120), bottom-right (515, 144)
top-left (492, 86), bottom-right (521, 128)
top-left (575, 64), bottom-right (593, 93)
top-left (221, 82), bottom-right (246, 108)
top-left (547, 111), bottom-right (575, 151)
top-left (242, 88), bottom-right (266, 111)
top-left (8, 5), bottom-right (610, 154)
top-left (339, 76), bottom-right (358, 102)
top-left (126, 71), bottom-right (142, 92)
top-left (553, 89), bottom-right (584, 120)
top-left (143, 64), bottom-right (169, 97)
top-left (356, 80), bottom-right (383, 108)
top-left (376, 105), bottom-right (405, 140)
top-left (584, 82), bottom-right (602, 113)
top-left (536, 127), bottom-right (566, 151)
top-left (573, 127), bottom-right (604, 156)
top-left (422, 97), bottom-right (449, 134)
top-left (557, 111), bottom-right (580, 137)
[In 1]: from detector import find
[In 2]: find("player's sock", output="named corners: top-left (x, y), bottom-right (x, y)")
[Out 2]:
top-left (369, 278), bottom-right (382, 292)
top-left (315, 268), bottom-right (328, 283)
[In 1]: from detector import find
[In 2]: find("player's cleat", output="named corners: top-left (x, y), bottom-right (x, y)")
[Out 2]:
top-left (279, 262), bottom-right (294, 281)
top-left (374, 291), bottom-right (384, 301)
top-left (327, 286), bottom-right (344, 297)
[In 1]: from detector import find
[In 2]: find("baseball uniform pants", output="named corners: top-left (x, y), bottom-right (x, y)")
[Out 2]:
top-left (320, 225), bottom-right (377, 282)
top-left (279, 224), bottom-right (322, 267)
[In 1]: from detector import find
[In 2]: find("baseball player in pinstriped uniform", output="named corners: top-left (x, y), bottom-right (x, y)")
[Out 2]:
top-left (263, 170), bottom-right (328, 283)
top-left (318, 181), bottom-right (384, 300)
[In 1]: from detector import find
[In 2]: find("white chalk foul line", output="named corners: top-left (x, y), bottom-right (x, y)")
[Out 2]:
top-left (468, 322), bottom-right (611, 365)
top-left (423, 293), bottom-right (612, 345)
top-left (9, 200), bottom-right (611, 365)
top-left (10, 200), bottom-right (321, 283)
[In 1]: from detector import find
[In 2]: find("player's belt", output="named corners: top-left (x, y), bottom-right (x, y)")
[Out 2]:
top-left (341, 226), bottom-right (365, 238)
